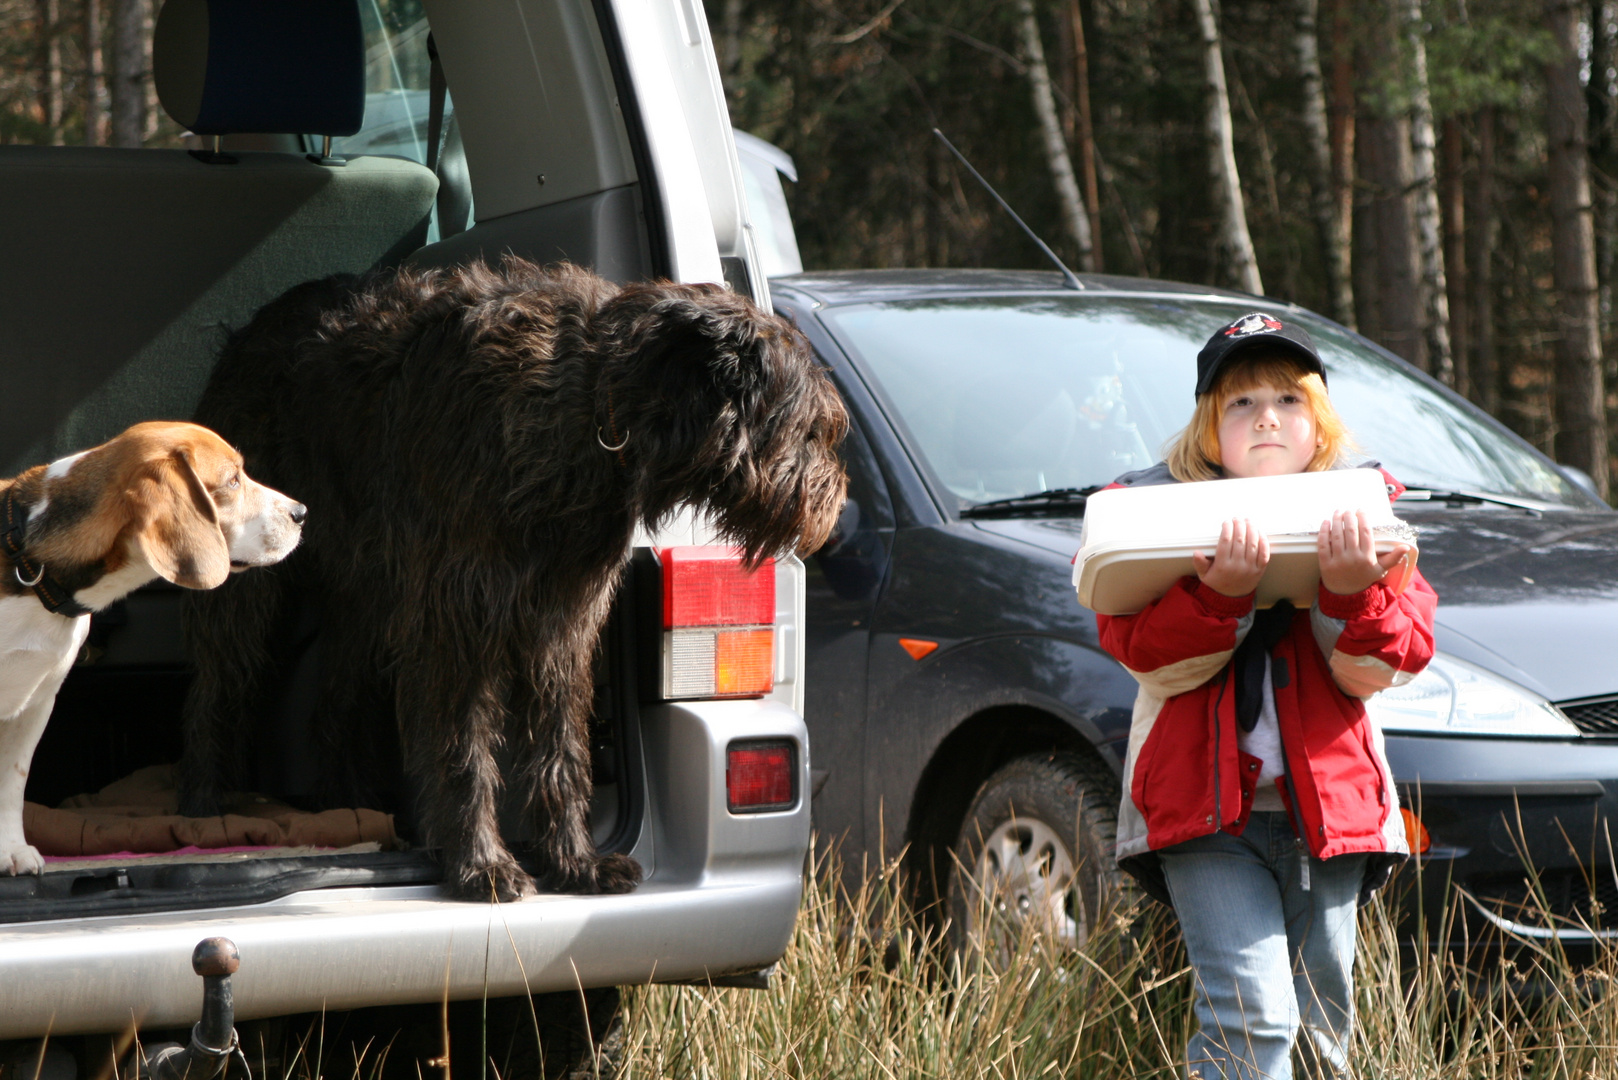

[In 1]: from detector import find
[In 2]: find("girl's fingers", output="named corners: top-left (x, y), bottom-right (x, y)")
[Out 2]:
top-left (1356, 509), bottom-right (1374, 555)
top-left (1377, 545), bottom-right (1410, 572)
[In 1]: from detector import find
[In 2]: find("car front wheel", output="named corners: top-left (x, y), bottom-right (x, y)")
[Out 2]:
top-left (947, 751), bottom-right (1129, 957)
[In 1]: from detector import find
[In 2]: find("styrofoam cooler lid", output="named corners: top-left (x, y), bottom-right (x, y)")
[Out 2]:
top-left (1073, 469), bottom-right (1418, 615)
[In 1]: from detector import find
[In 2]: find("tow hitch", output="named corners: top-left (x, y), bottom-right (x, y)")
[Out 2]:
top-left (139, 937), bottom-right (244, 1080)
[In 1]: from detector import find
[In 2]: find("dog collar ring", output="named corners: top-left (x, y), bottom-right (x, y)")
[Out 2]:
top-left (597, 427), bottom-right (628, 453)
top-left (15, 562), bottom-right (44, 588)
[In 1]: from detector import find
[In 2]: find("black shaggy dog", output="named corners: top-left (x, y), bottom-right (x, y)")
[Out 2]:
top-left (175, 259), bottom-right (848, 900)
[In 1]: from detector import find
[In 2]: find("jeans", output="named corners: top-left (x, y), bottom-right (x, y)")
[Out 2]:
top-left (1158, 812), bottom-right (1366, 1080)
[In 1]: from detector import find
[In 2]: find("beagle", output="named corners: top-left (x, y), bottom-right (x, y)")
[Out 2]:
top-left (0, 421), bottom-right (305, 874)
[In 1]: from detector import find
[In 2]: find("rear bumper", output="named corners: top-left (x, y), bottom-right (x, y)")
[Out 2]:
top-left (1387, 733), bottom-right (1618, 951)
top-left (0, 697), bottom-right (810, 1038)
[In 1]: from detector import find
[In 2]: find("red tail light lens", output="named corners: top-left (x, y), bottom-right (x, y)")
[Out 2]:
top-left (662, 546), bottom-right (774, 628)
top-left (727, 740), bottom-right (796, 813)
top-left (660, 547), bottom-right (775, 699)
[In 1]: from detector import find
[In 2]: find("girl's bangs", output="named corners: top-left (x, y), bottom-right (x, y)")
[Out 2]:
top-left (1214, 353), bottom-right (1313, 394)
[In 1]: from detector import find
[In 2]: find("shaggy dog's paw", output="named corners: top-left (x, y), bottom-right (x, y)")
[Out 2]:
top-left (453, 858), bottom-right (539, 903)
top-left (1, 841), bottom-right (44, 876)
top-left (592, 853), bottom-right (643, 895)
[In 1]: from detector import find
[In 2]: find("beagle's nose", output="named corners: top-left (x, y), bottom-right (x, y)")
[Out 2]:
top-left (289, 503), bottom-right (308, 525)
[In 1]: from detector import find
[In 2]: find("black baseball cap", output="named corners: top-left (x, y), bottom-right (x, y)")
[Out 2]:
top-left (1194, 312), bottom-right (1326, 398)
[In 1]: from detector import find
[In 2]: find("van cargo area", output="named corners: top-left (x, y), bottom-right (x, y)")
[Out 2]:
top-left (0, 0), bottom-right (811, 1044)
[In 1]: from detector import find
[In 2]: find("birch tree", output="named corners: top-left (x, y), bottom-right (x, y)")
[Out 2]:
top-left (1545, 0), bottom-right (1609, 495)
top-left (1015, 0), bottom-right (1095, 272)
top-left (1294, 0), bottom-right (1352, 324)
top-left (36, 0), bottom-right (61, 144)
top-left (84, 0), bottom-right (103, 145)
top-left (1398, 0), bottom-right (1454, 385)
top-left (1191, 0), bottom-right (1262, 295)
top-left (109, 0), bottom-right (145, 147)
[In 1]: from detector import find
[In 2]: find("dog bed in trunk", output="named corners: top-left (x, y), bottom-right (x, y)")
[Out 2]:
top-left (23, 764), bottom-right (398, 859)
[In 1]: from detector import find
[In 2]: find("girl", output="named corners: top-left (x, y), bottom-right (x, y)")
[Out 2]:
top-left (1097, 313), bottom-right (1436, 1080)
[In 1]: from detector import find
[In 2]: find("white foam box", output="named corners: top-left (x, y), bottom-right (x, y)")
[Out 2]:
top-left (1072, 469), bottom-right (1418, 615)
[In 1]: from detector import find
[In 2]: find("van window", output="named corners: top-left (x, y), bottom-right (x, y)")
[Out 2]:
top-left (323, 0), bottom-right (473, 240)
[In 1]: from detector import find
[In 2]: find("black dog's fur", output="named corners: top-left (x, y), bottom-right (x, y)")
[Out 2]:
top-left (175, 259), bottom-right (848, 900)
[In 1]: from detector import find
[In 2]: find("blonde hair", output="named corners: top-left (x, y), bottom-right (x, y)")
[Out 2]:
top-left (1164, 351), bottom-right (1355, 483)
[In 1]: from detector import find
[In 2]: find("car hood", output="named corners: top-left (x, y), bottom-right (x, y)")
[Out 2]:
top-left (974, 507), bottom-right (1618, 703)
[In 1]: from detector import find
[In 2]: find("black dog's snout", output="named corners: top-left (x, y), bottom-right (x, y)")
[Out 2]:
top-left (289, 503), bottom-right (308, 525)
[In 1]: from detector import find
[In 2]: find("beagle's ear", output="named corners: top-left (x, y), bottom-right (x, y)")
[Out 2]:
top-left (131, 449), bottom-right (231, 590)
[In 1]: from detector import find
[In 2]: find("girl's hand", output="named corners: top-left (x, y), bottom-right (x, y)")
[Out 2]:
top-left (1192, 517), bottom-right (1269, 598)
top-left (1318, 509), bottom-right (1411, 595)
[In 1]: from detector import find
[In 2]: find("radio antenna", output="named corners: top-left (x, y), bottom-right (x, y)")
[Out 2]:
top-left (933, 128), bottom-right (1084, 291)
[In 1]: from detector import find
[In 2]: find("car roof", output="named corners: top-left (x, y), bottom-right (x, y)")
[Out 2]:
top-left (769, 268), bottom-right (1278, 308)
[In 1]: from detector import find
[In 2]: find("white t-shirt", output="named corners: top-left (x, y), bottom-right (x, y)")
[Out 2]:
top-left (1238, 654), bottom-right (1287, 812)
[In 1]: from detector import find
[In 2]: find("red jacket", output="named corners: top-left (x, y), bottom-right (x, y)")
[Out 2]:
top-left (1094, 465), bottom-right (1437, 903)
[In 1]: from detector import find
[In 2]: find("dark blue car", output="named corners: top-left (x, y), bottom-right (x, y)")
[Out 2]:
top-left (777, 268), bottom-right (1618, 952)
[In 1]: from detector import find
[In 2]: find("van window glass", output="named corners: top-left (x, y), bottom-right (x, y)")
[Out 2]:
top-left (324, 0), bottom-right (472, 239)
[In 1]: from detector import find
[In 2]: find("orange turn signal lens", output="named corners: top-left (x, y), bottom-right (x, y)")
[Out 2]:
top-left (716, 629), bottom-right (775, 696)
top-left (899, 638), bottom-right (939, 660)
top-left (1401, 808), bottom-right (1431, 855)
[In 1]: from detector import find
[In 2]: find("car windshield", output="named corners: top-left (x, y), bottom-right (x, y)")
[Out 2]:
top-left (820, 295), bottom-right (1589, 509)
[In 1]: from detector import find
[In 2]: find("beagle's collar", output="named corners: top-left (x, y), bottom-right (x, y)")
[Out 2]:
top-left (1, 486), bottom-right (92, 618)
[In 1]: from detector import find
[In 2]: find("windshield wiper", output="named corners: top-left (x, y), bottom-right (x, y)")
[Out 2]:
top-left (1396, 488), bottom-right (1549, 512)
top-left (960, 486), bottom-right (1103, 519)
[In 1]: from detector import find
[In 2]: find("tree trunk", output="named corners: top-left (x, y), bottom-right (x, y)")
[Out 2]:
top-left (1398, 0), bottom-right (1454, 384)
top-left (1353, 129), bottom-right (1383, 343)
top-left (1327, 0), bottom-right (1356, 329)
top-left (110, 0), bottom-right (146, 148)
top-left (1469, 106), bottom-right (1500, 414)
top-left (1590, 0), bottom-right (1616, 347)
top-left (1442, 118), bottom-right (1469, 397)
top-left (37, 0), bottom-right (63, 144)
top-left (1191, 0), bottom-right (1262, 294)
top-left (1295, 0), bottom-right (1352, 324)
top-left (85, 0), bottom-right (104, 146)
top-left (1546, 0), bottom-right (1610, 496)
top-left (1068, 0), bottom-right (1103, 271)
top-left (1015, 0), bottom-right (1095, 272)
top-left (1358, 7), bottom-right (1422, 366)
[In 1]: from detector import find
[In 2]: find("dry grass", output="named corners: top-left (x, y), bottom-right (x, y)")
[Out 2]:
top-left (613, 843), bottom-right (1618, 1080)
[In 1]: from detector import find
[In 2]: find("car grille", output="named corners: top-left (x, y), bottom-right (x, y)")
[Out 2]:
top-left (1558, 695), bottom-right (1618, 736)
top-left (1470, 870), bottom-right (1618, 933)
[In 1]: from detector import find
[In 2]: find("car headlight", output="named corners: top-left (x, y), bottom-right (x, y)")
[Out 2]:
top-left (1368, 654), bottom-right (1579, 737)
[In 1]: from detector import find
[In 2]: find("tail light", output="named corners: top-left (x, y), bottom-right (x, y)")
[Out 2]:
top-left (727, 739), bottom-right (797, 812)
top-left (660, 546), bottom-right (775, 699)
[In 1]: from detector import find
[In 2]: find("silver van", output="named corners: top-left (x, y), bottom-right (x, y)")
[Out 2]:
top-left (0, 0), bottom-right (806, 1067)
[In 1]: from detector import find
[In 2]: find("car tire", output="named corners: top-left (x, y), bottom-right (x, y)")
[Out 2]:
top-left (946, 751), bottom-right (1130, 957)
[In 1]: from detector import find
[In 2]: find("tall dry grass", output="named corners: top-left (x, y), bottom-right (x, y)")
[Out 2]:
top-left (614, 843), bottom-right (1618, 1080)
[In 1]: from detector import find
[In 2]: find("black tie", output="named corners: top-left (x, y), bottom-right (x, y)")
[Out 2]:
top-left (1234, 600), bottom-right (1295, 733)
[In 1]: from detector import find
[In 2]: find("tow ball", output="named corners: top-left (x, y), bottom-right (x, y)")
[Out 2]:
top-left (139, 937), bottom-right (244, 1080)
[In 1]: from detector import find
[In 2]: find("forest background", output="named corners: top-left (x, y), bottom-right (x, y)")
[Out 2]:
top-left (3, 0), bottom-right (1616, 499)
